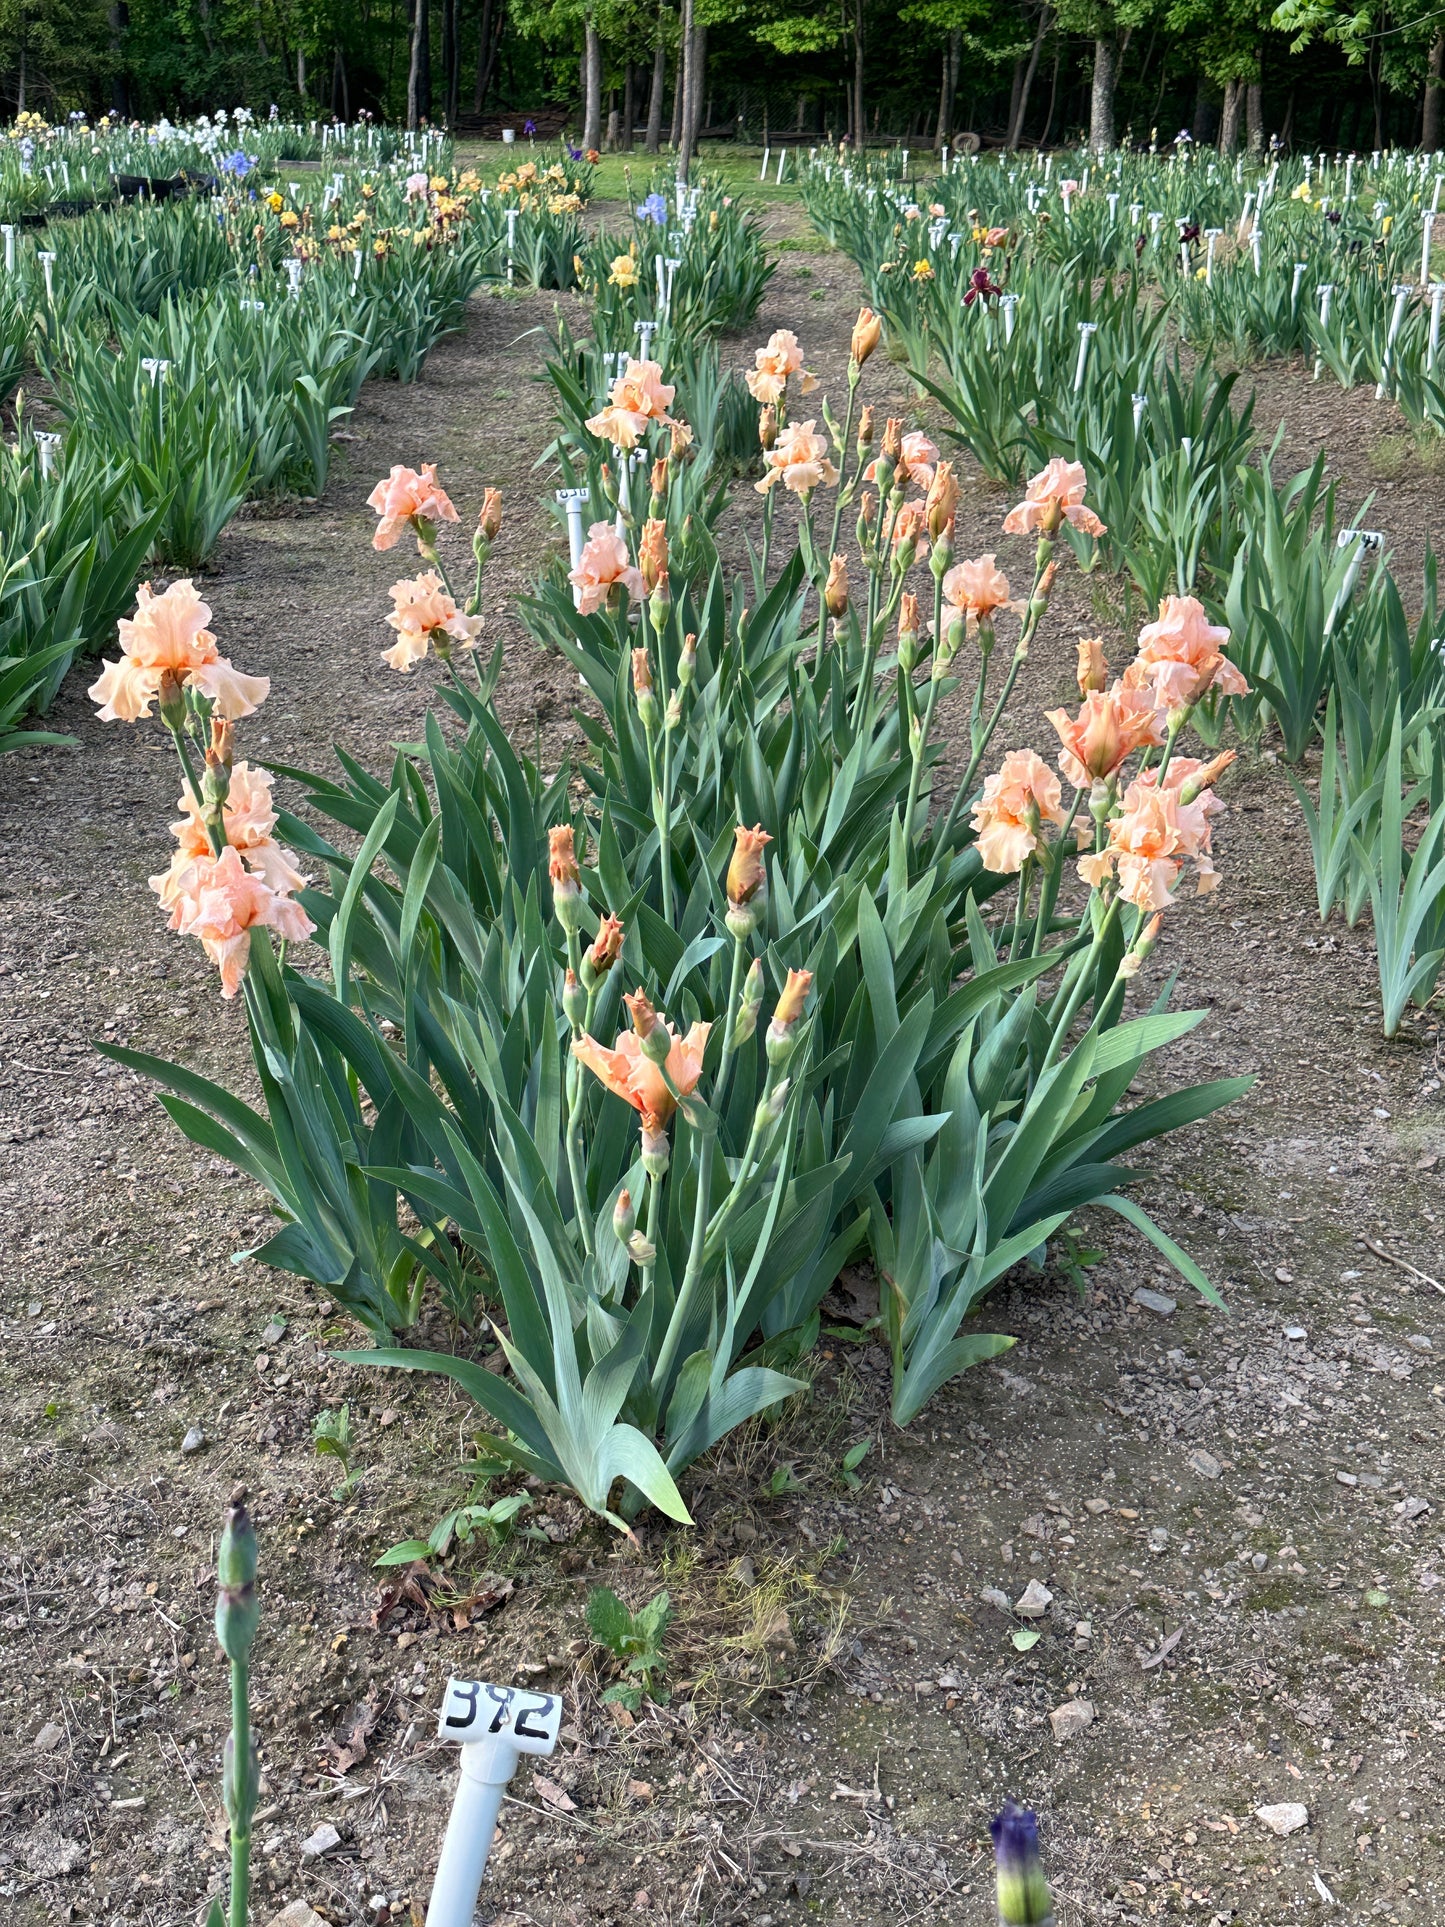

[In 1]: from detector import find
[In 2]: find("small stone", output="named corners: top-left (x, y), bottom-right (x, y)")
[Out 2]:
top-left (1073, 1619), bottom-right (1093, 1642)
top-left (936, 1670), bottom-right (962, 1689)
top-left (1132, 1287), bottom-right (1177, 1317)
top-left (1407, 1335), bottom-right (1433, 1353)
top-left (1336, 1471), bottom-right (1358, 1487)
top-left (1284, 1326), bottom-right (1307, 1341)
top-left (980, 1587), bottom-right (1013, 1613)
top-left (181, 1427), bottom-right (206, 1455)
top-left (1187, 1449), bottom-right (1221, 1480)
top-left (1397, 1496), bottom-right (1431, 1520)
top-left (35, 1721), bottom-right (66, 1752)
top-left (1014, 1579), bottom-right (1053, 1619)
top-left (1148, 1526), bottom-right (1170, 1553)
top-left (1251, 1551), bottom-right (1268, 1570)
top-left (1084, 1497), bottom-right (1110, 1514)
top-left (266, 1905), bottom-right (329, 1927)
top-left (1275, 1267), bottom-right (1293, 1283)
top-left (262, 1318), bottom-right (286, 1346)
top-left (1255, 1802), bottom-right (1309, 1838)
top-left (300, 1824), bottom-right (342, 1861)
top-left (1049, 1698), bottom-right (1095, 1742)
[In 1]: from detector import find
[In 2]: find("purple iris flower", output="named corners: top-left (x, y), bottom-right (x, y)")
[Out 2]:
top-left (963, 265), bottom-right (1002, 306)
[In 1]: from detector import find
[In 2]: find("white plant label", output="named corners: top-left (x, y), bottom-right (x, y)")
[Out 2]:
top-left (437, 1679), bottom-right (562, 1752)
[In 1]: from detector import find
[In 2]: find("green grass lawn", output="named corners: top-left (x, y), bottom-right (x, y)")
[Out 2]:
top-left (452, 139), bottom-right (827, 206)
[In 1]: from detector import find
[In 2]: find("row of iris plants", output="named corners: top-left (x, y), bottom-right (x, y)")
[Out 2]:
top-left (89, 158), bottom-right (1249, 1539)
top-left (807, 148), bottom-right (1445, 1038)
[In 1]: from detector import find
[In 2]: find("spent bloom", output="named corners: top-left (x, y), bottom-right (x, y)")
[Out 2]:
top-left (971, 748), bottom-right (1066, 874)
top-left (89, 579), bottom-right (269, 723)
top-left (1122, 595), bottom-right (1248, 714)
top-left (169, 845), bottom-right (315, 998)
top-left (755, 420), bottom-right (839, 497)
top-left (570, 522), bottom-right (645, 615)
top-left (382, 572), bottom-right (483, 671)
top-left (1045, 683), bottom-right (1166, 789)
top-left (1002, 458), bottom-right (1106, 539)
top-left (367, 463), bottom-right (459, 551)
top-left (744, 328), bottom-right (819, 406)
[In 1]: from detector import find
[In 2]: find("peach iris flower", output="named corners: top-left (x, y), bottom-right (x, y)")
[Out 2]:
top-left (971, 748), bottom-right (1067, 874)
top-left (367, 463), bottom-right (460, 551)
top-left (572, 1016), bottom-right (711, 1133)
top-left (1002, 458), bottom-right (1106, 539)
top-left (171, 846), bottom-right (316, 997)
top-left (864, 430), bottom-right (940, 493)
top-left (1078, 759), bottom-right (1229, 909)
top-left (744, 329), bottom-right (819, 406)
top-left (88, 580), bottom-right (269, 723)
top-left (151, 763), bottom-right (306, 914)
top-left (584, 358), bottom-right (675, 450)
top-left (383, 572), bottom-right (484, 671)
top-left (1045, 683), bottom-right (1166, 789)
top-left (569, 522), bottom-right (645, 614)
top-left (1122, 596), bottom-right (1248, 712)
top-left (755, 421), bottom-right (839, 497)
top-left (943, 554), bottom-right (1012, 626)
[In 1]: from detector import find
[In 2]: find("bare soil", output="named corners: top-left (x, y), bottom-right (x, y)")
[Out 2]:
top-left (3, 198), bottom-right (1445, 1927)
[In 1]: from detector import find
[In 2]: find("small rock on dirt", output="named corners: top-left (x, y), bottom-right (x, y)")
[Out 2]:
top-left (1284, 1325), bottom-right (1307, 1341)
top-left (181, 1426), bottom-right (206, 1455)
top-left (1050, 1699), bottom-right (1095, 1741)
top-left (262, 1317), bottom-right (287, 1346)
top-left (34, 1721), bottom-right (65, 1752)
top-left (980, 1586), bottom-right (1012, 1613)
top-left (1132, 1287), bottom-right (1177, 1316)
top-left (1255, 1802), bottom-right (1309, 1837)
top-left (300, 1824), bottom-right (342, 1860)
top-left (1187, 1449), bottom-right (1221, 1479)
top-left (1014, 1579), bottom-right (1053, 1618)
top-left (267, 1907), bottom-right (329, 1927)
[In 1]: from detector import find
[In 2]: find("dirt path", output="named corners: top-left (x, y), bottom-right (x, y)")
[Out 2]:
top-left (3, 201), bottom-right (1445, 1927)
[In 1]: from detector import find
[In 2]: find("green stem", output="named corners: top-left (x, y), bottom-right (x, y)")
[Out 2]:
top-left (562, 930), bottom-right (594, 1256)
top-left (711, 937), bottom-right (749, 1125)
top-left (1030, 788), bottom-right (1086, 958)
top-left (826, 380), bottom-right (859, 558)
top-left (228, 1656), bottom-right (252, 1927)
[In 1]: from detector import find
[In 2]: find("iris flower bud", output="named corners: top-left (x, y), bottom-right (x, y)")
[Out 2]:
top-left (730, 957), bottom-right (765, 1047)
top-left (824, 554), bottom-right (849, 619)
top-left (765, 968), bottom-right (812, 1063)
top-left (991, 1803), bottom-right (1054, 1925)
top-left (850, 306), bottom-right (882, 369)
top-left (726, 823), bottom-right (772, 940)
top-left (583, 912), bottom-right (624, 987)
top-left (562, 966), bottom-right (587, 1028)
top-left (548, 824), bottom-right (584, 934)
top-left (215, 1496), bottom-right (260, 1663)
top-left (613, 1186), bottom-right (637, 1242)
top-left (632, 647), bottom-right (660, 730)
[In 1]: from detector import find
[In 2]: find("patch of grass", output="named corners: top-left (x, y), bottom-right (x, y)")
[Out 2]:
top-left (773, 231), bottom-right (836, 255)
top-left (1368, 427), bottom-right (1445, 478)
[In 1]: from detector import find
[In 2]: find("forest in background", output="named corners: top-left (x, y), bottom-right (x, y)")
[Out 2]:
top-left (7, 0), bottom-right (1445, 164)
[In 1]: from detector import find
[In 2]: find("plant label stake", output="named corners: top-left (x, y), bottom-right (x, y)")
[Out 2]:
top-left (35, 431), bottom-right (60, 479)
top-left (635, 318), bottom-right (658, 362)
top-left (1, 225), bottom-right (15, 274)
top-left (759, 147), bottom-right (770, 182)
top-left (506, 208), bottom-right (519, 285)
top-left (1072, 322), bottom-right (1097, 394)
top-left (285, 258), bottom-right (304, 300)
top-left (1315, 284), bottom-right (1335, 380)
top-left (776, 150), bottom-right (786, 185)
top-left (1422, 211), bottom-right (1435, 290)
top-left (999, 292), bottom-right (1019, 343)
top-left (1131, 391), bottom-right (1147, 433)
top-left (1429, 282), bottom-right (1445, 374)
top-left (425, 1680), bottom-right (563, 1927)
top-left (38, 250), bottom-right (56, 302)
top-left (556, 487), bottom-right (591, 590)
top-left (1204, 229), bottom-right (1222, 284)
top-left (1377, 285), bottom-right (1413, 400)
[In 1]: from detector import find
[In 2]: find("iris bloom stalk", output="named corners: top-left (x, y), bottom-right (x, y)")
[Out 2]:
top-left (212, 1496), bottom-right (261, 1927)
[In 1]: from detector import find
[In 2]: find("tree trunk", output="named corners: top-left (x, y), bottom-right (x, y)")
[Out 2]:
top-left (1008, 5), bottom-right (1050, 151)
top-left (1088, 35), bottom-right (1117, 155)
top-left (622, 60), bottom-right (636, 148)
top-left (442, 0), bottom-right (458, 123)
top-left (1426, 30), bottom-right (1445, 151)
top-left (407, 0), bottom-right (431, 126)
top-left (1191, 74), bottom-right (1215, 144)
top-left (1219, 77), bottom-right (1242, 154)
top-left (852, 0), bottom-right (865, 149)
top-left (474, 0), bottom-right (502, 113)
top-left (692, 27), bottom-right (708, 142)
top-left (333, 44), bottom-right (350, 118)
top-left (297, 45), bottom-right (306, 95)
top-left (1039, 42), bottom-right (1061, 147)
top-left (1007, 56), bottom-right (1025, 147)
top-left (934, 28), bottom-right (961, 151)
top-left (1246, 78), bottom-right (1264, 156)
top-left (583, 16), bottom-right (603, 151)
top-left (669, 30), bottom-right (685, 148)
top-left (109, 1), bottom-right (130, 117)
top-left (646, 29), bottom-right (665, 151)
top-left (678, 0), bottom-right (699, 175)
